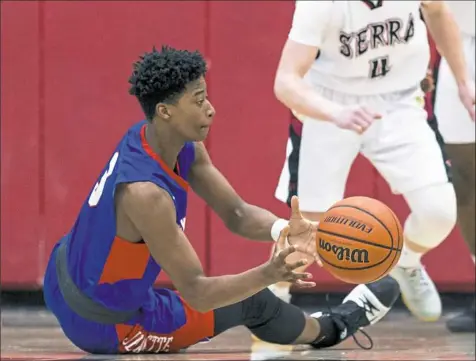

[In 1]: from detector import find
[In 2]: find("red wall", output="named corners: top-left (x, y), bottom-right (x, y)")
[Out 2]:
top-left (1, 1), bottom-right (474, 291)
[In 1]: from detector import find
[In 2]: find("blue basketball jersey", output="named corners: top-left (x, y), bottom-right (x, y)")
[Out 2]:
top-left (46, 120), bottom-right (195, 312)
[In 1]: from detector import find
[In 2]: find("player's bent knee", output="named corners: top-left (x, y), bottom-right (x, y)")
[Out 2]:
top-left (404, 183), bottom-right (457, 248)
top-left (246, 289), bottom-right (306, 344)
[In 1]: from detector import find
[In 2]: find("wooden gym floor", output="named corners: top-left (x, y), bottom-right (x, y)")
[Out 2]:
top-left (1, 304), bottom-right (474, 361)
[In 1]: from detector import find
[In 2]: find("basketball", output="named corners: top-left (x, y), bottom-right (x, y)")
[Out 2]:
top-left (316, 196), bottom-right (403, 284)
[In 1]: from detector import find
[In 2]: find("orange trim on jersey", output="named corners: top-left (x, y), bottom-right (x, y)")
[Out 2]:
top-left (140, 125), bottom-right (189, 190)
top-left (115, 295), bottom-right (214, 353)
top-left (98, 236), bottom-right (151, 284)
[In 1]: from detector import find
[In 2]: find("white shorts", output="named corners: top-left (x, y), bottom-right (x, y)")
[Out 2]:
top-left (434, 34), bottom-right (475, 144)
top-left (275, 86), bottom-right (451, 212)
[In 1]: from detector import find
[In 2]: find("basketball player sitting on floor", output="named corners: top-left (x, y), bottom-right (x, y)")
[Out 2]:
top-left (272, 0), bottom-right (475, 322)
top-left (42, 46), bottom-right (400, 354)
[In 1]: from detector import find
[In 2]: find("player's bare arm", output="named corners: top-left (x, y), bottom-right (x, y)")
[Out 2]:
top-left (274, 40), bottom-right (340, 122)
top-left (189, 141), bottom-right (280, 241)
top-left (421, 1), bottom-right (468, 85)
top-left (119, 181), bottom-right (311, 312)
top-left (274, 1), bottom-right (381, 133)
top-left (273, 2), bottom-right (341, 122)
top-left (189, 142), bottom-right (318, 257)
top-left (422, 0), bottom-right (475, 120)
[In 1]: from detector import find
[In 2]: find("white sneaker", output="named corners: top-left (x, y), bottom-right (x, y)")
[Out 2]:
top-left (390, 265), bottom-right (442, 321)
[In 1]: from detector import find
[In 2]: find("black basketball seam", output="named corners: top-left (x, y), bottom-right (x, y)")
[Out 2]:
top-left (381, 209), bottom-right (403, 276)
top-left (326, 204), bottom-right (395, 251)
top-left (317, 229), bottom-right (400, 251)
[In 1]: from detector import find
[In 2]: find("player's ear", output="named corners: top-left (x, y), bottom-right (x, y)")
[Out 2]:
top-left (156, 103), bottom-right (172, 120)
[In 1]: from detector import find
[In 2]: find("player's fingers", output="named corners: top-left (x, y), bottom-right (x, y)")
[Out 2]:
top-left (287, 259), bottom-right (309, 270)
top-left (360, 106), bottom-right (382, 120)
top-left (277, 244), bottom-right (296, 261)
top-left (291, 271), bottom-right (313, 279)
top-left (351, 123), bottom-right (365, 134)
top-left (290, 196), bottom-right (303, 219)
top-left (315, 255), bottom-right (323, 267)
top-left (354, 116), bottom-right (373, 130)
top-left (276, 226), bottom-right (289, 250)
top-left (294, 279), bottom-right (316, 288)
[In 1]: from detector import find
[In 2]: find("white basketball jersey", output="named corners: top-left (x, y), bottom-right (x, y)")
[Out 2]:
top-left (446, 1), bottom-right (475, 37)
top-left (288, 1), bottom-right (430, 95)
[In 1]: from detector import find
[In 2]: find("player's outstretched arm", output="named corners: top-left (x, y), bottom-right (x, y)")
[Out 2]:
top-left (189, 143), bottom-right (319, 259)
top-left (189, 142), bottom-right (280, 241)
top-left (122, 181), bottom-right (312, 311)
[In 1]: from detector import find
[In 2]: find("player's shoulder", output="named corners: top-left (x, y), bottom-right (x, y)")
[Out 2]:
top-left (189, 141), bottom-right (212, 170)
top-left (120, 181), bottom-right (174, 208)
top-left (117, 181), bottom-right (178, 229)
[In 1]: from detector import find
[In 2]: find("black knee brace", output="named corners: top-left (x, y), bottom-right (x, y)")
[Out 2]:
top-left (213, 288), bottom-right (306, 344)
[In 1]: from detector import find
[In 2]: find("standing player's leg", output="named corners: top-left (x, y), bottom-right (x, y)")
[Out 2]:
top-left (273, 110), bottom-right (362, 302)
top-left (364, 90), bottom-right (457, 321)
top-left (433, 35), bottom-right (475, 332)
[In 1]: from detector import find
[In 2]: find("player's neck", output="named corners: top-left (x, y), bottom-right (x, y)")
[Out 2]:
top-left (145, 123), bottom-right (184, 169)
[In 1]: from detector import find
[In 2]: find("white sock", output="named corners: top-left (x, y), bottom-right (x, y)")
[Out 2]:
top-left (397, 243), bottom-right (423, 268)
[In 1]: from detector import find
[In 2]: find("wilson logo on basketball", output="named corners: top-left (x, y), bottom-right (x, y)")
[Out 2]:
top-left (323, 216), bottom-right (373, 234)
top-left (319, 238), bottom-right (370, 264)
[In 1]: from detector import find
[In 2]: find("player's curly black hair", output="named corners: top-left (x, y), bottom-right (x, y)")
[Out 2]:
top-left (128, 45), bottom-right (207, 121)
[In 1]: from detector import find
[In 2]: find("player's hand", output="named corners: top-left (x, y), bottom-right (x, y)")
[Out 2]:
top-left (263, 226), bottom-right (316, 288)
top-left (420, 69), bottom-right (435, 94)
top-left (287, 196), bottom-right (322, 267)
top-left (331, 106), bottom-right (382, 134)
top-left (458, 80), bottom-right (475, 121)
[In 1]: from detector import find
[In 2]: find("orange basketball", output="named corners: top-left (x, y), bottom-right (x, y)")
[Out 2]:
top-left (316, 196), bottom-right (403, 284)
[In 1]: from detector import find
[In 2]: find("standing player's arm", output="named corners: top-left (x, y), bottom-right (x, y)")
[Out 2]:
top-left (421, 1), bottom-right (468, 86)
top-left (274, 1), bottom-right (343, 122)
top-left (121, 182), bottom-right (285, 312)
top-left (189, 142), bottom-right (280, 242)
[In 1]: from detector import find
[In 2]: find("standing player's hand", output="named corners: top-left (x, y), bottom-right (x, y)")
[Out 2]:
top-left (420, 68), bottom-right (435, 93)
top-left (263, 227), bottom-right (316, 288)
top-left (458, 80), bottom-right (475, 121)
top-left (287, 196), bottom-right (322, 267)
top-left (331, 106), bottom-right (382, 134)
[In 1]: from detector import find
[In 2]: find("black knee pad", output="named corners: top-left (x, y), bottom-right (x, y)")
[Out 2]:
top-left (246, 289), bottom-right (306, 344)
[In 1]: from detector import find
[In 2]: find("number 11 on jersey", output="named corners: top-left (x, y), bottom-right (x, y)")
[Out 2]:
top-left (369, 56), bottom-right (391, 79)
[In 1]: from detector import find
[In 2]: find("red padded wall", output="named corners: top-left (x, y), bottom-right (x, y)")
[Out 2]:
top-left (1, 2), bottom-right (42, 287)
top-left (1, 1), bottom-right (473, 291)
top-left (206, 1), bottom-right (294, 276)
